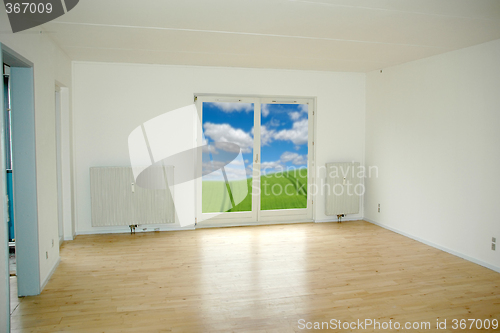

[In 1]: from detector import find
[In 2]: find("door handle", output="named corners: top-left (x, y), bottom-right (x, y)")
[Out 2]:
top-left (255, 154), bottom-right (259, 163)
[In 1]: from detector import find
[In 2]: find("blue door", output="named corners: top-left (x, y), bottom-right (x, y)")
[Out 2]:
top-left (7, 171), bottom-right (14, 241)
top-left (4, 72), bottom-right (14, 241)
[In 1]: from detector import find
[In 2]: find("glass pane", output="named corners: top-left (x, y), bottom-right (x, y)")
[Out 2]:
top-left (202, 102), bottom-right (253, 213)
top-left (260, 104), bottom-right (308, 210)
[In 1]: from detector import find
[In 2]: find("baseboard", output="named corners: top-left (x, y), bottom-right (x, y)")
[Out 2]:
top-left (80, 220), bottom-right (365, 232)
top-left (40, 257), bottom-right (60, 292)
top-left (197, 219), bottom-right (313, 229)
top-left (315, 217), bottom-right (362, 223)
top-left (364, 217), bottom-right (500, 274)
top-left (76, 225), bottom-right (195, 235)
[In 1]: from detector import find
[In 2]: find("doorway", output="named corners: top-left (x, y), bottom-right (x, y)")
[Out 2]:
top-left (1, 44), bottom-right (40, 302)
top-left (196, 96), bottom-right (315, 227)
top-left (3, 65), bottom-right (15, 280)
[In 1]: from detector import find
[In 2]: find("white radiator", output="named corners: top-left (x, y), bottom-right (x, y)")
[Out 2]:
top-left (90, 166), bottom-right (175, 227)
top-left (325, 162), bottom-right (361, 216)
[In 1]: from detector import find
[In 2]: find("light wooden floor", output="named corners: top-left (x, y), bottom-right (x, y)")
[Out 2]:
top-left (10, 221), bottom-right (500, 332)
top-left (10, 276), bottom-right (21, 315)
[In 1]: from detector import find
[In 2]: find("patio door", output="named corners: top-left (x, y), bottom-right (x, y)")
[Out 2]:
top-left (195, 96), bottom-right (314, 227)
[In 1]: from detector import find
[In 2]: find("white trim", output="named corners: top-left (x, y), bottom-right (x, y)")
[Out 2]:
top-left (55, 88), bottom-right (63, 243)
top-left (259, 210), bottom-right (311, 222)
top-left (58, 87), bottom-right (74, 240)
top-left (70, 61), bottom-right (78, 239)
top-left (63, 236), bottom-right (74, 241)
top-left (360, 87), bottom-right (366, 219)
top-left (314, 217), bottom-right (362, 223)
top-left (364, 218), bottom-right (500, 274)
top-left (40, 257), bottom-right (60, 292)
top-left (197, 219), bottom-right (313, 229)
top-left (312, 98), bottom-right (317, 222)
top-left (75, 225), bottom-right (195, 235)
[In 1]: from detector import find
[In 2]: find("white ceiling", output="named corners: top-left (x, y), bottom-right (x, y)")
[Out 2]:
top-left (40, 0), bottom-right (500, 72)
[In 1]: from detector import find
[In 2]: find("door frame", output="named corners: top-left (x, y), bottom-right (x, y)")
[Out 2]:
top-left (0, 42), bottom-right (9, 333)
top-left (55, 87), bottom-right (64, 245)
top-left (258, 97), bottom-right (314, 224)
top-left (2, 44), bottom-right (40, 299)
top-left (195, 95), bottom-right (260, 226)
top-left (194, 94), bottom-right (316, 228)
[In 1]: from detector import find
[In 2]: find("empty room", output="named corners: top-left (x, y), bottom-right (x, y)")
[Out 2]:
top-left (1, 0), bottom-right (500, 332)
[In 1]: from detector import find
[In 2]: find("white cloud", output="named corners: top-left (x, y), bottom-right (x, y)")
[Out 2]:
top-left (202, 169), bottom-right (225, 182)
top-left (280, 152), bottom-right (307, 165)
top-left (260, 125), bottom-right (276, 146)
top-left (261, 161), bottom-right (282, 169)
top-left (228, 158), bottom-right (244, 166)
top-left (203, 123), bottom-right (253, 153)
top-left (203, 156), bottom-right (249, 181)
top-left (202, 116), bottom-right (308, 161)
top-left (298, 104), bottom-right (308, 113)
top-left (211, 102), bottom-right (253, 113)
top-left (289, 111), bottom-right (301, 121)
top-left (260, 152), bottom-right (307, 174)
top-left (214, 141), bottom-right (241, 154)
top-left (262, 104), bottom-right (270, 117)
top-left (260, 160), bottom-right (284, 174)
top-left (260, 119), bottom-right (309, 146)
top-left (202, 144), bottom-right (218, 154)
top-left (269, 118), bottom-right (280, 127)
top-left (202, 161), bottom-right (227, 179)
top-left (224, 164), bottom-right (249, 180)
top-left (274, 119), bottom-right (308, 145)
top-left (202, 160), bottom-right (225, 171)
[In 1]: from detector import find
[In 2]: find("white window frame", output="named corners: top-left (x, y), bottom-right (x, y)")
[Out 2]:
top-left (195, 94), bottom-right (315, 228)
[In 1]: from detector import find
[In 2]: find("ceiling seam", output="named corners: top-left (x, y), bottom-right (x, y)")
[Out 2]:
top-left (286, 0), bottom-right (500, 21)
top-left (49, 21), bottom-right (448, 49)
top-left (61, 46), bottom-right (389, 64)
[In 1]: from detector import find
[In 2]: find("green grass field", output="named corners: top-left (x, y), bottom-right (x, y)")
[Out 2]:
top-left (202, 169), bottom-right (308, 213)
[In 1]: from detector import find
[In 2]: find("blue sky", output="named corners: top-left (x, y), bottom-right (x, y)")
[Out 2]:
top-left (202, 102), bottom-right (308, 179)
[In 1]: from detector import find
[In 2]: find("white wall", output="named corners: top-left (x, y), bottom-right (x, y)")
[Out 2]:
top-left (72, 62), bottom-right (365, 233)
top-left (365, 39), bottom-right (500, 271)
top-left (0, 8), bottom-right (73, 291)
